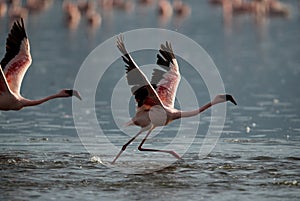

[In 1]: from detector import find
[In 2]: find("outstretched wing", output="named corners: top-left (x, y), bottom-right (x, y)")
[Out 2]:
top-left (1, 18), bottom-right (32, 95)
top-left (116, 35), bottom-right (163, 109)
top-left (151, 42), bottom-right (180, 108)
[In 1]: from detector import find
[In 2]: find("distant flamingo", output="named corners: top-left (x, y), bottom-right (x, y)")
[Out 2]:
top-left (158, 0), bottom-right (173, 18)
top-left (0, 1), bottom-right (7, 17)
top-left (63, 1), bottom-right (81, 29)
top-left (0, 18), bottom-right (81, 111)
top-left (112, 36), bottom-right (237, 164)
top-left (173, 0), bottom-right (191, 17)
top-left (86, 10), bottom-right (102, 28)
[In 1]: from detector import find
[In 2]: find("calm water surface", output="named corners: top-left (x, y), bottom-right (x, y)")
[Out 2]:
top-left (0, 1), bottom-right (299, 200)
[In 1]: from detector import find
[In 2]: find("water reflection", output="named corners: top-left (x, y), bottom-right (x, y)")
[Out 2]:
top-left (0, 0), bottom-right (299, 200)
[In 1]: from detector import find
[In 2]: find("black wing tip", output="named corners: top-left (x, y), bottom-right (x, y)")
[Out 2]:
top-left (116, 33), bottom-right (124, 42)
top-left (156, 41), bottom-right (175, 69)
top-left (116, 34), bottom-right (137, 73)
top-left (12, 18), bottom-right (27, 38)
top-left (116, 34), bottom-right (127, 55)
top-left (156, 53), bottom-right (168, 68)
top-left (1, 18), bottom-right (28, 70)
top-left (116, 34), bottom-right (128, 60)
top-left (160, 41), bottom-right (174, 56)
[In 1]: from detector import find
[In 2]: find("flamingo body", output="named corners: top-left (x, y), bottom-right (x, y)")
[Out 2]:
top-left (112, 36), bottom-right (237, 164)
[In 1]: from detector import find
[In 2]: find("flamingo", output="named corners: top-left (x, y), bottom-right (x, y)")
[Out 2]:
top-left (63, 1), bottom-right (81, 29)
top-left (173, 0), bottom-right (191, 17)
top-left (0, 18), bottom-right (81, 111)
top-left (158, 0), bottom-right (173, 18)
top-left (112, 35), bottom-right (237, 164)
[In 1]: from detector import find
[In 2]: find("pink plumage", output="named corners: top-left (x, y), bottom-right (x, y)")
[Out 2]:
top-left (0, 18), bottom-right (81, 111)
top-left (112, 35), bottom-right (237, 164)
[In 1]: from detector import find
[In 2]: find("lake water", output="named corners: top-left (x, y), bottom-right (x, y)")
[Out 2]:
top-left (0, 1), bottom-right (299, 200)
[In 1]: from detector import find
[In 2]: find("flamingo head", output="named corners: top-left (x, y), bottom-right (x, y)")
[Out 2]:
top-left (60, 89), bottom-right (82, 100)
top-left (212, 94), bottom-right (237, 105)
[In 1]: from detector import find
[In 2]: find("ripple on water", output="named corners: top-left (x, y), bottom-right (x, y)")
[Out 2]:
top-left (0, 146), bottom-right (299, 201)
top-left (242, 106), bottom-right (266, 111)
top-left (248, 156), bottom-right (276, 161)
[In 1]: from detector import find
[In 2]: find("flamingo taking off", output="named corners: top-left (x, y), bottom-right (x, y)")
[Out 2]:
top-left (0, 18), bottom-right (81, 111)
top-left (112, 35), bottom-right (237, 164)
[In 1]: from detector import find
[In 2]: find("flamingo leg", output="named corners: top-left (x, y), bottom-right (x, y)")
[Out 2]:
top-left (138, 128), bottom-right (181, 160)
top-left (111, 129), bottom-right (144, 164)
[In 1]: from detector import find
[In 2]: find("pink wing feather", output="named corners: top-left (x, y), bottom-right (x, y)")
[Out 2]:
top-left (0, 67), bottom-right (11, 95)
top-left (152, 42), bottom-right (181, 108)
top-left (1, 18), bottom-right (32, 96)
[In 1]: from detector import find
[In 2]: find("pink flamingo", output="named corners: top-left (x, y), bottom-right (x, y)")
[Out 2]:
top-left (112, 36), bottom-right (237, 164)
top-left (173, 0), bottom-right (191, 17)
top-left (0, 18), bottom-right (81, 111)
top-left (158, 0), bottom-right (173, 18)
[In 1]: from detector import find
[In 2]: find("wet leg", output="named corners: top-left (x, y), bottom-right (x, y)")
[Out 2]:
top-left (137, 129), bottom-right (181, 159)
top-left (112, 130), bottom-right (143, 164)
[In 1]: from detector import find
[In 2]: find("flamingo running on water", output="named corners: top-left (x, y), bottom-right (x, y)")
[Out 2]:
top-left (0, 18), bottom-right (81, 111)
top-left (112, 35), bottom-right (237, 164)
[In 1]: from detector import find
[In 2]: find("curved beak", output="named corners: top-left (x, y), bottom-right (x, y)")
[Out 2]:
top-left (73, 90), bottom-right (82, 100)
top-left (225, 94), bottom-right (237, 105)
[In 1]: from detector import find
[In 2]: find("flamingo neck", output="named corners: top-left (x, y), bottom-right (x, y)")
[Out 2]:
top-left (21, 93), bottom-right (65, 107)
top-left (174, 102), bottom-right (212, 119)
